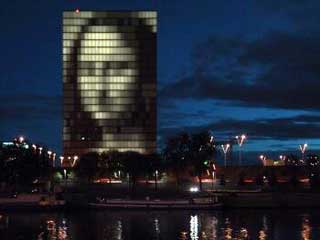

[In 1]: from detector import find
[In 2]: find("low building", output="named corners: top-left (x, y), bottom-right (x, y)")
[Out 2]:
top-left (263, 158), bottom-right (285, 167)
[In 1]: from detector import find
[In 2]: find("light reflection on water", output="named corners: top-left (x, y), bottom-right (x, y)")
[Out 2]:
top-left (301, 215), bottom-right (311, 240)
top-left (0, 210), bottom-right (319, 239)
top-left (38, 218), bottom-right (69, 240)
top-left (190, 215), bottom-right (199, 240)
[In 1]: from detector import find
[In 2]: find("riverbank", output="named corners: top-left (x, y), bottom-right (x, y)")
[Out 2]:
top-left (0, 193), bottom-right (65, 211)
top-left (219, 191), bottom-right (320, 208)
top-left (89, 198), bottom-right (222, 210)
top-left (2, 190), bottom-right (320, 210)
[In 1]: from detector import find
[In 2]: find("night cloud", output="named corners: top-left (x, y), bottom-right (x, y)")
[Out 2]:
top-left (161, 32), bottom-right (320, 110)
top-left (160, 114), bottom-right (320, 142)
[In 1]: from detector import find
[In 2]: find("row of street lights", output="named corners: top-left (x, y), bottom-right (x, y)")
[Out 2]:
top-left (220, 134), bottom-right (247, 167)
top-left (299, 143), bottom-right (308, 160)
top-left (16, 136), bottom-right (78, 168)
top-left (58, 155), bottom-right (78, 167)
top-left (259, 143), bottom-right (308, 165)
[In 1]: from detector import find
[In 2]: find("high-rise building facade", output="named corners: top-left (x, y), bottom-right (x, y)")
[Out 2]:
top-left (62, 11), bottom-right (157, 156)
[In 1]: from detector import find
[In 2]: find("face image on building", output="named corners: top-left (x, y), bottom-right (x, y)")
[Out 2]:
top-left (62, 11), bottom-right (157, 156)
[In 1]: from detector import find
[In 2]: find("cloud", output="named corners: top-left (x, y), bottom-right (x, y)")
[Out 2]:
top-left (161, 31), bottom-right (320, 110)
top-left (160, 114), bottom-right (320, 142)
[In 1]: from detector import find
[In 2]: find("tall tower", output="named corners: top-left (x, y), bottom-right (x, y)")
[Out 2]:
top-left (62, 11), bottom-right (157, 156)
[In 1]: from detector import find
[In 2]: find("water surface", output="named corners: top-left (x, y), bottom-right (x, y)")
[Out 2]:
top-left (0, 209), bottom-right (319, 239)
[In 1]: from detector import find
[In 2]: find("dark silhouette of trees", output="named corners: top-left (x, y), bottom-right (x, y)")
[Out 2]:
top-left (144, 153), bottom-right (162, 191)
top-left (162, 131), bottom-right (217, 191)
top-left (306, 155), bottom-right (320, 188)
top-left (120, 151), bottom-right (146, 193)
top-left (0, 139), bottom-right (52, 191)
top-left (100, 150), bottom-right (122, 180)
top-left (76, 152), bottom-right (100, 182)
top-left (187, 131), bottom-right (216, 191)
top-left (163, 133), bottom-right (190, 190)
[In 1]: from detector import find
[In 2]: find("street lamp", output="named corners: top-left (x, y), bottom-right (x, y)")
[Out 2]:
top-left (47, 151), bottom-right (53, 168)
top-left (63, 169), bottom-right (67, 186)
top-left (260, 155), bottom-right (267, 166)
top-left (299, 143), bottom-right (308, 162)
top-left (38, 147), bottom-right (43, 155)
top-left (72, 155), bottom-right (78, 167)
top-left (235, 134), bottom-right (246, 165)
top-left (18, 136), bottom-right (24, 143)
top-left (155, 170), bottom-right (159, 191)
top-left (221, 144), bottom-right (230, 167)
top-left (52, 153), bottom-right (56, 167)
top-left (211, 163), bottom-right (216, 190)
top-left (60, 156), bottom-right (64, 166)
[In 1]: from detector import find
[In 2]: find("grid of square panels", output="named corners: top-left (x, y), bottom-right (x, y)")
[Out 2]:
top-left (63, 11), bottom-right (157, 156)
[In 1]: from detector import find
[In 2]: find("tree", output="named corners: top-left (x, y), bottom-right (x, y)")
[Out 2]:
top-left (163, 133), bottom-right (190, 190)
top-left (187, 131), bottom-right (216, 191)
top-left (75, 152), bottom-right (99, 182)
top-left (120, 151), bottom-right (146, 193)
top-left (100, 150), bottom-right (123, 180)
top-left (144, 153), bottom-right (163, 191)
top-left (0, 140), bottom-right (52, 191)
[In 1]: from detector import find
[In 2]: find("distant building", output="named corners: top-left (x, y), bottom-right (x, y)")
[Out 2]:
top-left (262, 158), bottom-right (285, 167)
top-left (306, 154), bottom-right (320, 167)
top-left (62, 11), bottom-right (157, 156)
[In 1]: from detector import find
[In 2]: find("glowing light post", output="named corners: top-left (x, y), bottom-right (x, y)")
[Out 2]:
top-left (155, 170), bottom-right (159, 191)
top-left (32, 144), bottom-right (37, 152)
top-left (60, 156), bottom-right (64, 166)
top-left (39, 147), bottom-right (43, 155)
top-left (47, 151), bottom-right (53, 167)
top-left (221, 144), bottom-right (230, 167)
top-left (18, 136), bottom-right (24, 143)
top-left (260, 155), bottom-right (267, 166)
top-left (72, 155), bottom-right (78, 167)
top-left (279, 155), bottom-right (284, 161)
top-left (235, 134), bottom-right (246, 165)
top-left (211, 163), bottom-right (216, 190)
top-left (52, 153), bottom-right (56, 167)
top-left (299, 143), bottom-right (308, 162)
top-left (63, 169), bottom-right (67, 183)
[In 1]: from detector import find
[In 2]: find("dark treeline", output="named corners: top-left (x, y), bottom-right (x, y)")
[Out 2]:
top-left (0, 131), bottom-right (216, 192)
top-left (75, 151), bottom-right (162, 193)
top-left (2, 132), bottom-right (319, 194)
top-left (0, 139), bottom-right (52, 192)
top-left (75, 130), bottom-right (216, 192)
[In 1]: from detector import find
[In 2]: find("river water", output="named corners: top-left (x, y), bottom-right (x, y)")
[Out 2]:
top-left (0, 209), bottom-right (319, 239)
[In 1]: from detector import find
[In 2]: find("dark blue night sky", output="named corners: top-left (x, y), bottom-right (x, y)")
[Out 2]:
top-left (1, 0), bottom-right (320, 163)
